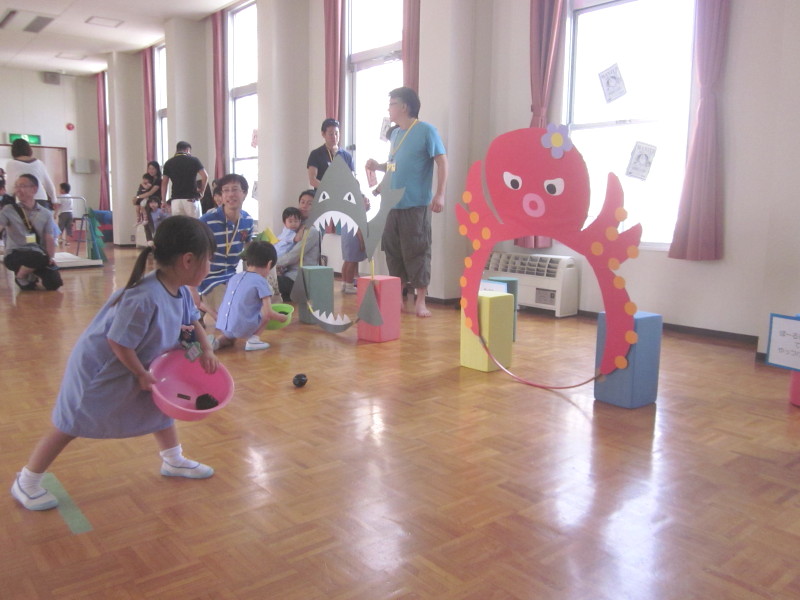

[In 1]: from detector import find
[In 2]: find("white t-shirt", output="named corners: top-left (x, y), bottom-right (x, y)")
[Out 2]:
top-left (5, 158), bottom-right (58, 203)
top-left (56, 194), bottom-right (74, 213)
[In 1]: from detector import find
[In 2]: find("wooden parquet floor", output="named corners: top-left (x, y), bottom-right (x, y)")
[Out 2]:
top-left (2, 246), bottom-right (799, 599)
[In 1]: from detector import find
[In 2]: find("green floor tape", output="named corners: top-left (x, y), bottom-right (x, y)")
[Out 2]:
top-left (42, 473), bottom-right (93, 534)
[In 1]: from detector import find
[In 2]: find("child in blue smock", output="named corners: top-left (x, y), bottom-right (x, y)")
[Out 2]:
top-left (211, 241), bottom-right (287, 351)
top-left (11, 216), bottom-right (220, 511)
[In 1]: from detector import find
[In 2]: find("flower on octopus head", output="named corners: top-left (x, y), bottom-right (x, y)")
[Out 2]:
top-left (540, 123), bottom-right (573, 159)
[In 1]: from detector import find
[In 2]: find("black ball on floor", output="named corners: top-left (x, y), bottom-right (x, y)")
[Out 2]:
top-left (293, 373), bottom-right (308, 388)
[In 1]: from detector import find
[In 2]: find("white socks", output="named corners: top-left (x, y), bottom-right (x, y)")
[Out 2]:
top-left (159, 444), bottom-right (214, 479)
top-left (159, 444), bottom-right (197, 468)
top-left (18, 466), bottom-right (45, 494)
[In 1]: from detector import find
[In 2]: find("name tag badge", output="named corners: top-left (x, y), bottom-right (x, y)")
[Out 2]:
top-left (387, 162), bottom-right (396, 173)
top-left (25, 233), bottom-right (36, 244)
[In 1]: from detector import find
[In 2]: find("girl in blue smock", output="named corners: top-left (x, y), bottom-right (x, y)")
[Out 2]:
top-left (11, 216), bottom-right (220, 511)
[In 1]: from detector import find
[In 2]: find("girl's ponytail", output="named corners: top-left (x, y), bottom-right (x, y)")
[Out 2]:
top-left (111, 216), bottom-right (214, 306)
top-left (111, 246), bottom-right (153, 306)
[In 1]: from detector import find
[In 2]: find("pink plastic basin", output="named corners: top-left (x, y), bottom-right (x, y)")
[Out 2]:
top-left (150, 349), bottom-right (234, 421)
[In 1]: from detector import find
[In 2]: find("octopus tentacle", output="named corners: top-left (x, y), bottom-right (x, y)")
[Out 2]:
top-left (561, 174), bottom-right (641, 374)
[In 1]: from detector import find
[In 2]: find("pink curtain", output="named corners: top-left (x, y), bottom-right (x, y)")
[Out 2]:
top-left (669, 0), bottom-right (730, 261)
top-left (403, 0), bottom-right (420, 90)
top-left (141, 47), bottom-right (156, 164)
top-left (516, 0), bottom-right (565, 250)
top-left (324, 0), bottom-right (343, 121)
top-left (96, 72), bottom-right (110, 211)
top-left (212, 11), bottom-right (226, 181)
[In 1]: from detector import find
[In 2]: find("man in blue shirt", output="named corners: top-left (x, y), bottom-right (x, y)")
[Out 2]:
top-left (193, 173), bottom-right (254, 330)
top-left (366, 87), bottom-right (448, 317)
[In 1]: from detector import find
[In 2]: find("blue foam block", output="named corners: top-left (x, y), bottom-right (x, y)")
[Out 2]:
top-left (594, 311), bottom-right (662, 408)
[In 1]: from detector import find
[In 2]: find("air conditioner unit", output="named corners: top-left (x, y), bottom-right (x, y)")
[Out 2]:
top-left (483, 252), bottom-right (579, 317)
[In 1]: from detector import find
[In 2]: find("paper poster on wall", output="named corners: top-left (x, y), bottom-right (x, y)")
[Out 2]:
top-left (766, 313), bottom-right (800, 371)
top-left (626, 142), bottom-right (656, 181)
top-left (599, 64), bottom-right (626, 103)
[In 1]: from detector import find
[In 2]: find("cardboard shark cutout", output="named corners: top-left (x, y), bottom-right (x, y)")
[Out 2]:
top-left (291, 155), bottom-right (404, 332)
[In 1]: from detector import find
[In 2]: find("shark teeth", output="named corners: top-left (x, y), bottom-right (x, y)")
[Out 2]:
top-left (313, 211), bottom-right (360, 235)
top-left (311, 309), bottom-right (353, 326)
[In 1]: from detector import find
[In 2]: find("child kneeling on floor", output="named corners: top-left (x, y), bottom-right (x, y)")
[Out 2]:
top-left (11, 216), bottom-right (219, 511)
top-left (211, 240), bottom-right (287, 351)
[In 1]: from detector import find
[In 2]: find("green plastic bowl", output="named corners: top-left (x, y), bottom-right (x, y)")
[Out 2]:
top-left (266, 303), bottom-right (294, 330)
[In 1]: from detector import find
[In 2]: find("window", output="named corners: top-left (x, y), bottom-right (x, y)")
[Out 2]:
top-left (347, 0), bottom-right (403, 197)
top-left (153, 44), bottom-right (168, 166)
top-left (228, 1), bottom-right (259, 220)
top-left (566, 0), bottom-right (695, 245)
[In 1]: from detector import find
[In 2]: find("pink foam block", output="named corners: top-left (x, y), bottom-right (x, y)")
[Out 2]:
top-left (357, 275), bottom-right (401, 342)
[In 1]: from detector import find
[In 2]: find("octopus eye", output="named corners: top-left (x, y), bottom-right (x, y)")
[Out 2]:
top-left (544, 178), bottom-right (564, 196)
top-left (503, 171), bottom-right (522, 190)
top-left (319, 191), bottom-right (330, 202)
top-left (343, 192), bottom-right (357, 204)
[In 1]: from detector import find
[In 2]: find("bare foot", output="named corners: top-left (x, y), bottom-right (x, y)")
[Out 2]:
top-left (415, 301), bottom-right (432, 318)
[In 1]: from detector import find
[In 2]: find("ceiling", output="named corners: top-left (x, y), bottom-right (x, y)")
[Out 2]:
top-left (0, 1), bottom-right (237, 76)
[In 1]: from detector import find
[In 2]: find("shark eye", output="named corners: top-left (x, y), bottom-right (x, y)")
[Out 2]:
top-left (543, 178), bottom-right (564, 196)
top-left (503, 172), bottom-right (522, 190)
top-left (343, 192), bottom-right (357, 204)
top-left (319, 191), bottom-right (330, 202)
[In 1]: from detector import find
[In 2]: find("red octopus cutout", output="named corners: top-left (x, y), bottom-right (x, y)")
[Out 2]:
top-left (456, 125), bottom-right (641, 375)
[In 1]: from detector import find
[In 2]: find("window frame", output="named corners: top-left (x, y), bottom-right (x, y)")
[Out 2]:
top-left (563, 0), bottom-right (696, 249)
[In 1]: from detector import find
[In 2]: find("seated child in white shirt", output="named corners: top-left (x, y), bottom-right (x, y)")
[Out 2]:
top-left (210, 241), bottom-right (288, 352)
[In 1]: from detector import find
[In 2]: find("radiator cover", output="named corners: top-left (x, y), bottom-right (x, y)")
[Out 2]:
top-left (483, 252), bottom-right (579, 317)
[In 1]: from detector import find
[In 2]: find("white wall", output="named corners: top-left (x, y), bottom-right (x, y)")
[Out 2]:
top-left (0, 67), bottom-right (99, 206)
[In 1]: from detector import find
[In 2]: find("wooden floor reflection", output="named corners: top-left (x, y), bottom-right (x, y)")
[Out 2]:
top-left (2, 246), bottom-right (798, 599)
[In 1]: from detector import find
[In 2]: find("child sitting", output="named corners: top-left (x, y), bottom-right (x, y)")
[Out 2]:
top-left (210, 241), bottom-right (287, 351)
top-left (275, 206), bottom-right (302, 302)
top-left (205, 185), bottom-right (223, 214)
top-left (275, 207), bottom-right (302, 257)
top-left (133, 174), bottom-right (155, 223)
top-left (144, 197), bottom-right (167, 243)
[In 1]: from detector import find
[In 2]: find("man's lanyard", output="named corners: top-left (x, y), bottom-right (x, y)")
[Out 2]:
top-left (224, 214), bottom-right (241, 256)
top-left (387, 119), bottom-right (418, 172)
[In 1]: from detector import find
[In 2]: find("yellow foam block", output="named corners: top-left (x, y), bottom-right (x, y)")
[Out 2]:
top-left (460, 291), bottom-right (514, 372)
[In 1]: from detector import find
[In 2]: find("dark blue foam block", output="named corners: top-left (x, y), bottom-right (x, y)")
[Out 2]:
top-left (595, 311), bottom-right (662, 408)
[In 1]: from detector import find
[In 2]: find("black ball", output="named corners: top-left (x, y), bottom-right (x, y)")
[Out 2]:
top-left (293, 373), bottom-right (308, 388)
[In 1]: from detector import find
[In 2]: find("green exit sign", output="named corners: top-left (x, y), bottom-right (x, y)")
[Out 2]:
top-left (9, 133), bottom-right (42, 145)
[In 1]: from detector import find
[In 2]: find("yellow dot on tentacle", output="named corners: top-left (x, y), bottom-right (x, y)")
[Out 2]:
top-left (615, 207), bottom-right (628, 222)
top-left (481, 227), bottom-right (491, 240)
top-left (472, 239), bottom-right (481, 251)
top-left (627, 245), bottom-right (639, 259)
top-left (591, 241), bottom-right (604, 256)
top-left (460, 276), bottom-right (467, 288)
top-left (615, 356), bottom-right (629, 370)
top-left (460, 297), bottom-right (468, 309)
top-left (625, 330), bottom-right (638, 344)
top-left (608, 258), bottom-right (620, 270)
top-left (551, 133), bottom-right (564, 147)
top-left (613, 276), bottom-right (626, 289)
top-left (462, 191), bottom-right (473, 204)
top-left (469, 211), bottom-right (480, 224)
top-left (624, 301), bottom-right (638, 315)
top-left (465, 317), bottom-right (473, 329)
top-left (458, 224), bottom-right (468, 236)
top-left (605, 227), bottom-right (619, 241)
top-left (464, 256), bottom-right (473, 269)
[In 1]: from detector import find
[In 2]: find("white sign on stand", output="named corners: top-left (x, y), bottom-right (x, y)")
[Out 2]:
top-left (766, 313), bottom-right (800, 371)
